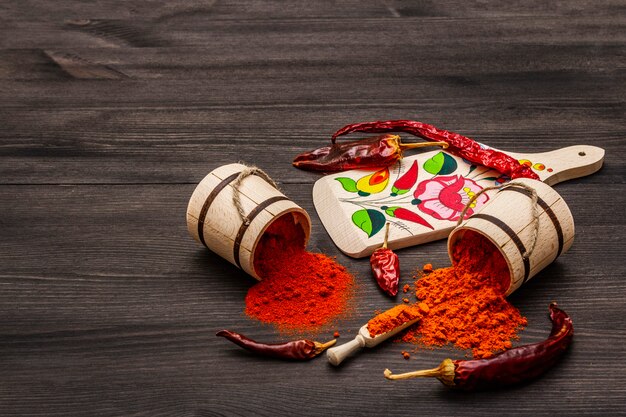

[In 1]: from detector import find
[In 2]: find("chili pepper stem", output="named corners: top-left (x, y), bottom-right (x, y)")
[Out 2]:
top-left (384, 358), bottom-right (456, 386)
top-left (382, 222), bottom-right (390, 249)
top-left (399, 140), bottom-right (449, 150)
top-left (314, 339), bottom-right (337, 355)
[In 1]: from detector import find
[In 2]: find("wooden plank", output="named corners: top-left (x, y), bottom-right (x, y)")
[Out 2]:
top-left (389, 0), bottom-right (626, 17)
top-left (0, 0), bottom-right (390, 22)
top-left (2, 0), bottom-right (624, 23)
top-left (1, 43), bottom-right (624, 80)
top-left (1, 15), bottom-right (625, 49)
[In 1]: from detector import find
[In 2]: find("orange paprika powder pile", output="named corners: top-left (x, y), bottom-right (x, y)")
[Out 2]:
top-left (401, 230), bottom-right (527, 358)
top-left (245, 214), bottom-right (355, 333)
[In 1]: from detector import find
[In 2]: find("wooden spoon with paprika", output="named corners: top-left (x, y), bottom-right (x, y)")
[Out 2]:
top-left (327, 303), bottom-right (428, 366)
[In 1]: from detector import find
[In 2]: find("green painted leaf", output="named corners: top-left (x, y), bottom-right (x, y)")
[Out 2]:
top-left (480, 177), bottom-right (497, 181)
top-left (358, 190), bottom-right (370, 197)
top-left (351, 209), bottom-right (386, 237)
top-left (424, 152), bottom-right (444, 174)
top-left (335, 177), bottom-right (358, 193)
top-left (438, 153), bottom-right (458, 175)
top-left (351, 210), bottom-right (372, 236)
top-left (424, 152), bottom-right (458, 175)
top-left (395, 188), bottom-right (410, 195)
top-left (385, 206), bottom-right (400, 217)
top-left (367, 210), bottom-right (386, 237)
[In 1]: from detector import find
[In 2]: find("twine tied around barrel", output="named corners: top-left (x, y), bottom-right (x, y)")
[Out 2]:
top-left (232, 165), bottom-right (280, 226)
top-left (456, 182), bottom-right (540, 259)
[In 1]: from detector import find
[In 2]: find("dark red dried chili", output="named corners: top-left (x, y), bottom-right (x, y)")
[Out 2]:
top-left (292, 134), bottom-right (447, 172)
top-left (370, 223), bottom-right (400, 296)
top-left (332, 120), bottom-right (540, 180)
top-left (216, 330), bottom-right (336, 360)
top-left (384, 302), bottom-right (573, 390)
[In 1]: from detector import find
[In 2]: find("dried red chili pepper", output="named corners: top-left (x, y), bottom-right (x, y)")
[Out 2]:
top-left (384, 302), bottom-right (573, 390)
top-left (216, 330), bottom-right (336, 360)
top-left (293, 134), bottom-right (447, 172)
top-left (332, 120), bottom-right (540, 180)
top-left (370, 223), bottom-right (400, 296)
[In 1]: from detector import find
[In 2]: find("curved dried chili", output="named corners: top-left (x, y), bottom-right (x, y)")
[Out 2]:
top-left (332, 120), bottom-right (539, 180)
top-left (216, 330), bottom-right (336, 360)
top-left (384, 302), bottom-right (573, 390)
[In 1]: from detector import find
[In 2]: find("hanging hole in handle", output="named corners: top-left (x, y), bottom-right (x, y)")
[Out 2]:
top-left (578, 151), bottom-right (586, 156)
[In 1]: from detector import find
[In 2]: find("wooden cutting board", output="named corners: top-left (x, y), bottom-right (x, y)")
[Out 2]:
top-left (312, 145), bottom-right (604, 258)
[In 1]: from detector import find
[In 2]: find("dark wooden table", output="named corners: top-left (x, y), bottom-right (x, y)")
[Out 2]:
top-left (1, 1), bottom-right (624, 416)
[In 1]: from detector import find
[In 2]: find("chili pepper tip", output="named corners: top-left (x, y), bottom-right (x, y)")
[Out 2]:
top-left (314, 339), bottom-right (337, 355)
top-left (384, 359), bottom-right (456, 385)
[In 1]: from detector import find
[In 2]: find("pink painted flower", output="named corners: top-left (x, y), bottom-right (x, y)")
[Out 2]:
top-left (413, 175), bottom-right (489, 221)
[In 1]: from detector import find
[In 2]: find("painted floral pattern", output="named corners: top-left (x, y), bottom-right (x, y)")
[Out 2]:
top-left (413, 175), bottom-right (489, 221)
top-left (333, 150), bottom-right (549, 239)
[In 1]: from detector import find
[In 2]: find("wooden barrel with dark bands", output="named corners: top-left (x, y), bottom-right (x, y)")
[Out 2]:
top-left (186, 163), bottom-right (311, 280)
top-left (448, 179), bottom-right (575, 296)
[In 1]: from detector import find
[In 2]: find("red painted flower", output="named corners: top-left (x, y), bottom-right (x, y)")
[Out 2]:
top-left (413, 175), bottom-right (489, 221)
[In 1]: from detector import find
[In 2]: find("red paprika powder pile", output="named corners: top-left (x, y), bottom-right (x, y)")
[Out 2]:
top-left (245, 214), bottom-right (355, 333)
top-left (401, 230), bottom-right (527, 358)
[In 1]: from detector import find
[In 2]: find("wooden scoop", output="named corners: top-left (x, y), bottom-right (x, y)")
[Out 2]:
top-left (327, 317), bottom-right (420, 366)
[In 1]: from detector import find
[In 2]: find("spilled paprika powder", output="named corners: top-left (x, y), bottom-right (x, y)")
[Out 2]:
top-left (401, 230), bottom-right (527, 358)
top-left (245, 214), bottom-right (355, 333)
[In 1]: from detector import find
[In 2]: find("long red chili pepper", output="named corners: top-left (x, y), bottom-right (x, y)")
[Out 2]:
top-left (370, 223), bottom-right (400, 296)
top-left (293, 134), bottom-right (447, 172)
top-left (384, 302), bottom-right (573, 390)
top-left (216, 330), bottom-right (336, 360)
top-left (332, 120), bottom-right (539, 180)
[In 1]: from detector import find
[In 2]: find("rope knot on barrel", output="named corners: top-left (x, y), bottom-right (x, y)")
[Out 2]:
top-left (456, 181), bottom-right (540, 260)
top-left (232, 166), bottom-right (280, 225)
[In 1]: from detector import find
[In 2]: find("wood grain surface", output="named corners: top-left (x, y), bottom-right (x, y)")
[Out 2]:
top-left (1, 1), bottom-right (624, 416)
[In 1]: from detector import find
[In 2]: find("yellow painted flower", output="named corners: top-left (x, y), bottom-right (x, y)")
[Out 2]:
top-left (356, 168), bottom-right (390, 196)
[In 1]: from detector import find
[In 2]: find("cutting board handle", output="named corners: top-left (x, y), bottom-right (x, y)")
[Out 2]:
top-left (509, 145), bottom-right (604, 186)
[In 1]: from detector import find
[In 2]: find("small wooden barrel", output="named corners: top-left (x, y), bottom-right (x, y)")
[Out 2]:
top-left (186, 163), bottom-right (311, 280)
top-left (448, 179), bottom-right (575, 296)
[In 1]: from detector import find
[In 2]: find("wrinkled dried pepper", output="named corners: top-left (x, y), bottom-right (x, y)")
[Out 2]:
top-left (384, 302), bottom-right (573, 390)
top-left (293, 134), bottom-right (447, 172)
top-left (370, 223), bottom-right (400, 296)
top-left (332, 120), bottom-right (539, 180)
top-left (217, 330), bottom-right (336, 360)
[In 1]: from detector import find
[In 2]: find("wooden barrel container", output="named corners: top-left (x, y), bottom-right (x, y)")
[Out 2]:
top-left (186, 163), bottom-right (311, 280)
top-left (448, 179), bottom-right (575, 296)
